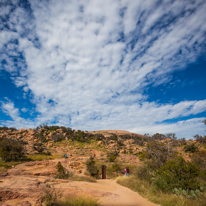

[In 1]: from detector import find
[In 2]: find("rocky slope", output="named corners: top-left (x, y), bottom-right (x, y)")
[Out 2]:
top-left (0, 127), bottom-right (197, 205)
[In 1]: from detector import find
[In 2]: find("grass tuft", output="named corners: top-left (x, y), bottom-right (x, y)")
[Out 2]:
top-left (41, 185), bottom-right (99, 206)
top-left (57, 194), bottom-right (99, 206)
top-left (71, 175), bottom-right (97, 182)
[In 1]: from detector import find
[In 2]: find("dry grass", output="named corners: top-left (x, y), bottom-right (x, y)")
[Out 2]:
top-left (0, 166), bottom-right (7, 172)
top-left (71, 175), bottom-right (97, 183)
top-left (116, 175), bottom-right (206, 206)
top-left (27, 154), bottom-right (62, 161)
top-left (57, 194), bottom-right (99, 206)
top-left (41, 185), bottom-right (99, 206)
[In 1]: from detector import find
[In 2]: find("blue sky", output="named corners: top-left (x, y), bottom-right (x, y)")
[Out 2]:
top-left (0, 0), bottom-right (206, 139)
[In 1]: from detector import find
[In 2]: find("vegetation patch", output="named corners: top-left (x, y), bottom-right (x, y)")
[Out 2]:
top-left (117, 175), bottom-right (206, 206)
top-left (184, 143), bottom-right (199, 153)
top-left (86, 156), bottom-right (99, 178)
top-left (155, 156), bottom-right (200, 191)
top-left (107, 150), bottom-right (119, 162)
top-left (0, 138), bottom-right (25, 162)
top-left (71, 175), bottom-right (97, 183)
top-left (40, 182), bottom-right (99, 206)
top-left (27, 154), bottom-right (62, 161)
top-left (55, 161), bottom-right (97, 182)
top-left (0, 160), bottom-right (22, 169)
top-left (56, 194), bottom-right (99, 206)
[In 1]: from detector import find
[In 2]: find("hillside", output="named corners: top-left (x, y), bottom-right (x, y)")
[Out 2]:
top-left (0, 126), bottom-right (206, 205)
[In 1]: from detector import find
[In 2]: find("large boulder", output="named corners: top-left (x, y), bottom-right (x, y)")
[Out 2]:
top-left (19, 129), bottom-right (27, 133)
top-left (28, 129), bottom-right (36, 135)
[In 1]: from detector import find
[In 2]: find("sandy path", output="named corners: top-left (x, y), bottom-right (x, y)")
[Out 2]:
top-left (79, 179), bottom-right (160, 206)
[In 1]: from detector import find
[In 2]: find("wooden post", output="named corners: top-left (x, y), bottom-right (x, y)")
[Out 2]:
top-left (101, 165), bottom-right (107, 179)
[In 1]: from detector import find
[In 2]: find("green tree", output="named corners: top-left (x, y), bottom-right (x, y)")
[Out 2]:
top-left (184, 142), bottom-right (199, 153)
top-left (156, 156), bottom-right (200, 191)
top-left (33, 142), bottom-right (46, 154)
top-left (86, 156), bottom-right (99, 178)
top-left (0, 138), bottom-right (25, 162)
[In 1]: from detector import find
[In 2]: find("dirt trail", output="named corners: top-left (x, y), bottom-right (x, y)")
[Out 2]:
top-left (70, 179), bottom-right (160, 206)
top-left (97, 179), bottom-right (160, 206)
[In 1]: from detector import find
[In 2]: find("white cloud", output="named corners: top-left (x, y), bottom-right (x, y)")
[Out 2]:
top-left (130, 118), bottom-right (206, 139)
top-left (1, 101), bottom-right (37, 129)
top-left (0, 0), bottom-right (206, 138)
top-left (21, 107), bottom-right (28, 113)
top-left (1, 101), bottom-right (20, 120)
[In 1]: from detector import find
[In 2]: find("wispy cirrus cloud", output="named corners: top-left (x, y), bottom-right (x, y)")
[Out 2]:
top-left (0, 0), bottom-right (206, 138)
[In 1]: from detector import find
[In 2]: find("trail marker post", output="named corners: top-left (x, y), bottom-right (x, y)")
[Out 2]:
top-left (101, 165), bottom-right (107, 179)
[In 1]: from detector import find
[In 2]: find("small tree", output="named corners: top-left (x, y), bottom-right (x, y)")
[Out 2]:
top-left (55, 161), bottom-right (73, 179)
top-left (193, 134), bottom-right (206, 144)
top-left (86, 156), bottom-right (99, 178)
top-left (0, 138), bottom-right (25, 162)
top-left (191, 151), bottom-right (206, 180)
top-left (184, 143), bottom-right (199, 153)
top-left (107, 150), bottom-right (118, 162)
top-left (145, 141), bottom-right (176, 169)
top-left (33, 142), bottom-right (46, 154)
top-left (41, 185), bottom-right (62, 206)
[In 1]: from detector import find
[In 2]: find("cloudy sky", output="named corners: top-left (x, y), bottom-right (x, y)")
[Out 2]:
top-left (0, 0), bottom-right (206, 139)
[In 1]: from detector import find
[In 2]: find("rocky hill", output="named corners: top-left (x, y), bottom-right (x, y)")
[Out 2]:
top-left (0, 126), bottom-right (205, 205)
top-left (0, 126), bottom-right (198, 162)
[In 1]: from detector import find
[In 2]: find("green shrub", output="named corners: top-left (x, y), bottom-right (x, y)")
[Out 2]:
top-left (108, 154), bottom-right (116, 162)
top-left (107, 151), bottom-right (118, 162)
top-left (55, 161), bottom-right (73, 179)
top-left (191, 151), bottom-right (206, 169)
top-left (184, 143), bottom-right (199, 153)
top-left (136, 164), bottom-right (154, 182)
top-left (41, 185), bottom-right (62, 206)
top-left (193, 134), bottom-right (206, 144)
top-left (35, 130), bottom-right (48, 142)
top-left (0, 127), bottom-right (17, 131)
top-left (86, 157), bottom-right (99, 178)
top-left (0, 138), bottom-right (25, 162)
top-left (191, 151), bottom-right (206, 180)
top-left (33, 142), bottom-right (46, 154)
top-left (179, 138), bottom-right (187, 145)
top-left (75, 131), bottom-right (86, 142)
top-left (41, 184), bottom-right (99, 206)
top-left (137, 151), bottom-right (150, 161)
top-left (111, 162), bottom-right (122, 173)
top-left (145, 141), bottom-right (176, 169)
top-left (93, 133), bottom-right (104, 141)
top-left (110, 134), bottom-right (118, 141)
top-left (155, 156), bottom-right (200, 191)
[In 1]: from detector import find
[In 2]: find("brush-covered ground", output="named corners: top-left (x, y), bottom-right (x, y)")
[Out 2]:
top-left (0, 125), bottom-right (206, 206)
